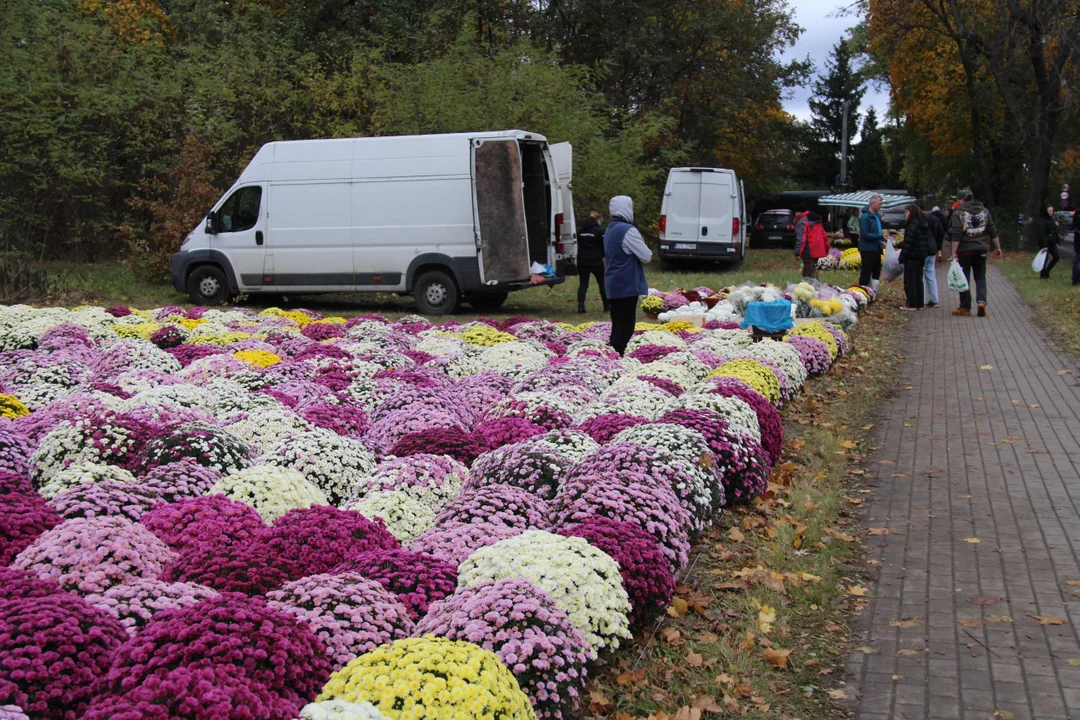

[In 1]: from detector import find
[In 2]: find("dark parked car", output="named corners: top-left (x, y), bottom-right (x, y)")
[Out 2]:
top-left (750, 210), bottom-right (796, 248)
top-left (881, 208), bottom-right (907, 230)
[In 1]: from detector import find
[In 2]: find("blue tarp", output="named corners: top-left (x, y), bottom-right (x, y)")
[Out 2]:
top-left (740, 299), bottom-right (793, 333)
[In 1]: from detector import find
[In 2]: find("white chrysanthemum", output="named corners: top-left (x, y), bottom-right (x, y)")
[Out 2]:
top-left (10, 382), bottom-right (70, 411)
top-left (38, 461), bottom-right (138, 500)
top-left (259, 428), bottom-right (377, 504)
top-left (350, 455), bottom-right (467, 513)
top-left (223, 407), bottom-right (313, 453)
top-left (477, 341), bottom-right (553, 376)
top-left (345, 491), bottom-right (436, 544)
top-left (121, 384), bottom-right (218, 414)
top-left (625, 330), bottom-right (688, 354)
top-left (572, 381), bottom-right (675, 422)
top-left (611, 424), bottom-right (721, 513)
top-left (633, 360), bottom-right (698, 389)
top-left (677, 392), bottom-right (761, 441)
top-left (459, 530), bottom-right (631, 654)
top-left (299, 701), bottom-right (390, 720)
top-left (338, 378), bottom-right (383, 412)
top-left (689, 329), bottom-right (755, 355)
top-left (415, 335), bottom-right (468, 357)
top-left (206, 378), bottom-right (280, 415)
top-left (210, 464), bottom-right (327, 523)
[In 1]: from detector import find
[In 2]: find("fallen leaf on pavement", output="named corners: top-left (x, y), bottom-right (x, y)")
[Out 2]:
top-left (892, 674), bottom-right (904, 680)
top-left (994, 710), bottom-right (1014, 719)
top-left (855, 646), bottom-right (877, 654)
top-left (896, 649), bottom-right (919, 656)
top-left (1030, 615), bottom-right (1066, 625)
top-left (827, 689), bottom-right (848, 700)
top-left (1057, 369), bottom-right (1070, 375)
top-left (847, 585), bottom-right (870, 597)
top-left (959, 618), bottom-right (985, 628)
top-left (980, 365), bottom-right (993, 370)
top-left (867, 527), bottom-right (891, 535)
top-left (986, 615), bottom-right (1013, 623)
top-left (890, 619), bottom-right (920, 628)
top-left (1067, 658), bottom-right (1080, 666)
top-left (964, 537), bottom-right (981, 544)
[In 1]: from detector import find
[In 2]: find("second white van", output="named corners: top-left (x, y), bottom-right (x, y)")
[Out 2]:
top-left (171, 130), bottom-right (570, 314)
top-left (657, 167), bottom-right (747, 267)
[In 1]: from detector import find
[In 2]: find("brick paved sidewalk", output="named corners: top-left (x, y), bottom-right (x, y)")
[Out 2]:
top-left (846, 264), bottom-right (1080, 720)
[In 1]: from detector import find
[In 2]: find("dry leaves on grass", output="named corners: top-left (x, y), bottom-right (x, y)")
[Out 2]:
top-left (761, 647), bottom-right (792, 669)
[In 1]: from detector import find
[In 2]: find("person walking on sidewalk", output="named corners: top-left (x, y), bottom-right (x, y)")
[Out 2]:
top-left (1037, 205), bottom-right (1060, 280)
top-left (900, 204), bottom-right (930, 310)
top-left (604, 195), bottom-right (651, 356)
top-left (925, 206), bottom-right (947, 307)
top-left (576, 211), bottom-right (608, 313)
top-left (949, 190), bottom-right (1002, 317)
top-left (858, 195), bottom-right (885, 290)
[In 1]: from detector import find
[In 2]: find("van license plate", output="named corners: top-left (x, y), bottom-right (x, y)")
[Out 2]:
top-left (674, 243), bottom-right (696, 250)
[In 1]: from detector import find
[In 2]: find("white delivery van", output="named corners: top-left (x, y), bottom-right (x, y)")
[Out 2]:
top-left (170, 130), bottom-right (569, 314)
top-left (657, 167), bottom-right (747, 267)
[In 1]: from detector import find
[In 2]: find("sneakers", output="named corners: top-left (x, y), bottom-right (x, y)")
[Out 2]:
top-left (977, 303), bottom-right (986, 317)
top-left (952, 308), bottom-right (971, 316)
top-left (926, 302), bottom-right (939, 308)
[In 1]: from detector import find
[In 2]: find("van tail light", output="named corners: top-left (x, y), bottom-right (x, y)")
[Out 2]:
top-left (659, 215), bottom-right (667, 237)
top-left (556, 243), bottom-right (565, 253)
top-left (785, 224), bottom-right (795, 231)
top-left (755, 224), bottom-right (764, 231)
top-left (554, 213), bottom-right (564, 231)
top-left (732, 218), bottom-right (740, 236)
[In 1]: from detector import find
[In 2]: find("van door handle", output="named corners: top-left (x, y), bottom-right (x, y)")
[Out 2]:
top-left (702, 226), bottom-right (708, 236)
top-left (256, 231), bottom-right (264, 246)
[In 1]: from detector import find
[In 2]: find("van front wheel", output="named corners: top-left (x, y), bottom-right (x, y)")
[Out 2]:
top-left (414, 270), bottom-right (459, 315)
top-left (464, 292), bottom-right (508, 311)
top-left (187, 265), bottom-right (231, 305)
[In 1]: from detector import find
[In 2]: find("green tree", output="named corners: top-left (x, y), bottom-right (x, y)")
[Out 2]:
top-left (804, 40), bottom-right (866, 187)
top-left (851, 108), bottom-right (890, 190)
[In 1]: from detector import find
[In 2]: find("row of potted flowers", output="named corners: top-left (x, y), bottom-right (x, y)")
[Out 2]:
top-left (0, 301), bottom-right (863, 720)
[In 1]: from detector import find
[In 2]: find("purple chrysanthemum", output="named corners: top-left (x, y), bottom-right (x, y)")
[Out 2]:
top-left (333, 549), bottom-right (458, 621)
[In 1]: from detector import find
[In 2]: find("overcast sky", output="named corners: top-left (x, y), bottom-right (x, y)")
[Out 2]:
top-left (778, 0), bottom-right (891, 125)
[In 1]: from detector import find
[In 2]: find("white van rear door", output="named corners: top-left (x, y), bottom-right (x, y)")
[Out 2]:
top-left (550, 142), bottom-right (576, 260)
top-left (471, 139), bottom-right (531, 284)
top-left (665, 171), bottom-right (701, 244)
top-left (699, 172), bottom-right (734, 244)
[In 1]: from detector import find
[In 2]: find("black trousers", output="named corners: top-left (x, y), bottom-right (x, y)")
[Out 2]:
top-left (957, 252), bottom-right (987, 309)
top-left (858, 249), bottom-right (882, 286)
top-left (1040, 243), bottom-right (1060, 278)
top-left (903, 259), bottom-right (925, 307)
top-left (608, 297), bottom-right (638, 356)
top-left (577, 264), bottom-right (607, 306)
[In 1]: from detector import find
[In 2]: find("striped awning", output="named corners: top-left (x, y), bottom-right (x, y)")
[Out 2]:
top-left (818, 191), bottom-right (915, 209)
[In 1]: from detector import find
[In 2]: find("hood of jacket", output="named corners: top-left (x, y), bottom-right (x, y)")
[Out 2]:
top-left (609, 195), bottom-right (634, 224)
top-left (959, 200), bottom-right (986, 214)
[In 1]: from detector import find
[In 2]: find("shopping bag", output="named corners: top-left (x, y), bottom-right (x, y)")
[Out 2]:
top-left (947, 259), bottom-right (969, 292)
top-left (880, 240), bottom-right (902, 281)
top-left (1032, 249), bottom-right (1048, 273)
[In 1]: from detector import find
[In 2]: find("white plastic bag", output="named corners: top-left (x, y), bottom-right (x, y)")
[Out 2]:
top-left (880, 240), bottom-right (902, 281)
top-left (1032, 249), bottom-right (1048, 273)
top-left (947, 259), bottom-right (969, 293)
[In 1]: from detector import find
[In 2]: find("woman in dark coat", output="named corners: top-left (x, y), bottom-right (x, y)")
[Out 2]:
top-left (899, 204), bottom-right (930, 310)
top-left (1037, 205), bottom-right (1060, 280)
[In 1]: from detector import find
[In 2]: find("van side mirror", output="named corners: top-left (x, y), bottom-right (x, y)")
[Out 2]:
top-left (205, 211), bottom-right (218, 235)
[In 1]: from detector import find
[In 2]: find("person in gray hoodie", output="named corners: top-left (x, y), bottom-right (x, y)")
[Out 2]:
top-left (604, 195), bottom-right (652, 356)
top-left (949, 190), bottom-right (1002, 317)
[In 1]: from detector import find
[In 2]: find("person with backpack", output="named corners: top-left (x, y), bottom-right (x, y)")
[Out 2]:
top-left (846, 207), bottom-right (861, 246)
top-left (925, 206), bottom-right (948, 307)
top-left (900, 204), bottom-right (931, 309)
top-left (1036, 205), bottom-right (1060, 280)
top-left (949, 190), bottom-right (1002, 317)
top-left (858, 195), bottom-right (886, 290)
top-left (604, 195), bottom-right (651, 356)
top-left (794, 206), bottom-right (829, 281)
top-left (576, 211), bottom-right (608, 313)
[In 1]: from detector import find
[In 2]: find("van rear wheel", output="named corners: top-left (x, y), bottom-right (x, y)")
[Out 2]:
top-left (414, 270), bottom-right (459, 315)
top-left (187, 265), bottom-right (231, 305)
top-left (464, 292), bottom-right (508, 311)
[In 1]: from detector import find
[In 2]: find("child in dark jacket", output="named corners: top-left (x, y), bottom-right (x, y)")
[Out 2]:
top-left (899, 204), bottom-right (930, 310)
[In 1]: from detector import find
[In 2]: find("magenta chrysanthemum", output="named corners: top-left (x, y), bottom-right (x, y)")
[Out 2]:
top-left (0, 491), bottom-right (63, 565)
top-left (96, 594), bottom-right (331, 716)
top-left (260, 505), bottom-right (400, 578)
top-left (85, 578), bottom-right (218, 635)
top-left (138, 459), bottom-right (222, 503)
top-left (700, 378), bottom-right (783, 467)
top-left (298, 402), bottom-right (370, 439)
top-left (467, 443), bottom-right (572, 501)
top-left (389, 426), bottom-right (485, 465)
top-left (408, 521), bottom-right (522, 566)
top-left (434, 483), bottom-right (551, 532)
top-left (472, 417), bottom-right (545, 450)
top-left (334, 549), bottom-right (458, 621)
top-left (574, 414), bottom-right (649, 444)
top-left (0, 593), bottom-right (128, 720)
top-left (140, 495), bottom-right (265, 553)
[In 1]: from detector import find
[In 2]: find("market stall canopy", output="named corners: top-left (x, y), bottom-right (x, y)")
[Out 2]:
top-left (818, 191), bottom-right (915, 209)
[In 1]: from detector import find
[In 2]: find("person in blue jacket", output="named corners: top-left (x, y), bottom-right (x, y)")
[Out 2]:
top-left (604, 195), bottom-right (652, 356)
top-left (858, 195), bottom-right (885, 290)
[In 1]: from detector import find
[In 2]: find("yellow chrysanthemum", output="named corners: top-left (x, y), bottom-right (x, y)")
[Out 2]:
top-left (457, 326), bottom-right (516, 347)
top-left (185, 332), bottom-right (254, 347)
top-left (233, 350), bottom-right (282, 368)
top-left (659, 320), bottom-right (700, 333)
top-left (785, 322), bottom-right (839, 360)
top-left (0, 394), bottom-right (30, 419)
top-left (110, 322), bottom-right (162, 340)
top-left (573, 321), bottom-right (597, 331)
top-left (318, 637), bottom-right (537, 720)
top-left (640, 295), bottom-right (664, 314)
top-left (634, 321), bottom-right (662, 331)
top-left (707, 358), bottom-right (781, 405)
top-left (838, 248), bottom-right (862, 270)
top-left (177, 318), bottom-right (206, 330)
